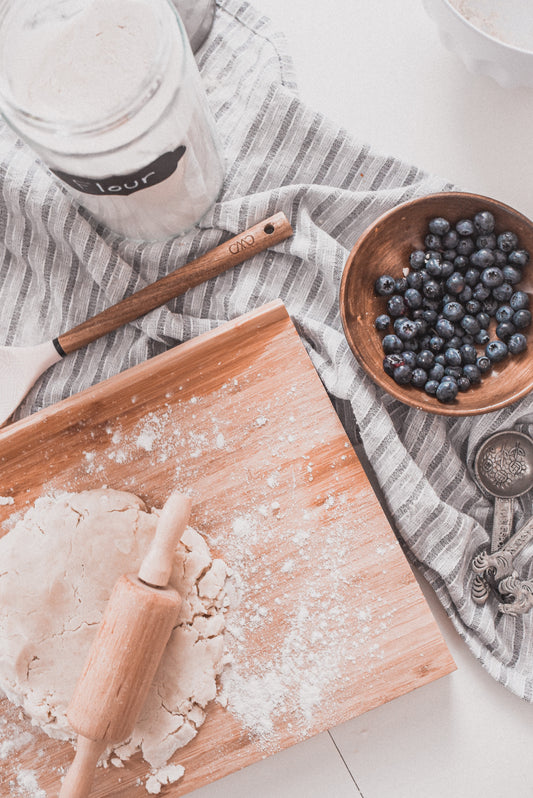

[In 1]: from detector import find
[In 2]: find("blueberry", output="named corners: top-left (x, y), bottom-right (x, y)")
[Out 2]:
top-left (395, 318), bottom-right (418, 341)
top-left (471, 249), bottom-right (495, 269)
top-left (465, 299), bottom-right (481, 315)
top-left (423, 279), bottom-right (443, 300)
top-left (474, 329), bottom-right (490, 345)
top-left (463, 363), bottom-right (481, 383)
top-left (425, 233), bottom-right (442, 251)
top-left (508, 333), bottom-right (528, 354)
top-left (429, 363), bottom-right (445, 381)
top-left (476, 234), bottom-right (497, 250)
top-left (375, 274), bottom-right (396, 295)
top-left (474, 210), bottom-right (495, 234)
top-left (411, 368), bottom-right (428, 388)
top-left (460, 344), bottom-right (477, 364)
top-left (456, 219), bottom-right (475, 237)
top-left (495, 305), bottom-right (514, 323)
top-left (424, 379), bottom-right (439, 396)
top-left (449, 335), bottom-right (464, 349)
top-left (476, 311), bottom-right (490, 329)
top-left (402, 340), bottom-right (419, 352)
top-left (456, 237), bottom-right (475, 256)
top-left (407, 271), bottom-right (424, 290)
top-left (387, 295), bottom-right (407, 317)
top-left (510, 291), bottom-right (530, 311)
top-left (429, 217), bottom-right (450, 236)
top-left (382, 334), bottom-right (403, 354)
top-left (403, 288), bottom-right (422, 310)
top-left (496, 321), bottom-right (516, 341)
top-left (443, 229), bottom-right (459, 249)
top-left (458, 285), bottom-right (473, 303)
top-left (415, 318), bottom-right (429, 336)
top-left (444, 347), bottom-right (462, 366)
top-left (482, 297), bottom-right (499, 316)
top-left (508, 249), bottom-right (529, 268)
top-left (476, 355), bottom-right (492, 373)
top-left (486, 340), bottom-right (508, 362)
top-left (440, 260), bottom-right (455, 278)
top-left (395, 277), bottom-right (408, 293)
top-left (502, 266), bottom-right (522, 285)
top-left (416, 349), bottom-right (435, 369)
top-left (445, 366), bottom-right (463, 379)
top-left (429, 335), bottom-right (445, 353)
top-left (422, 309), bottom-right (438, 324)
top-left (513, 309), bottom-right (532, 329)
top-left (435, 353), bottom-right (446, 365)
top-left (457, 376), bottom-right (471, 392)
top-left (472, 283), bottom-right (491, 302)
top-left (383, 354), bottom-right (404, 376)
top-left (436, 379), bottom-right (458, 403)
top-left (461, 315), bottom-right (481, 335)
top-left (442, 301), bottom-right (464, 322)
top-left (402, 350), bottom-right (417, 368)
top-left (497, 231), bottom-right (519, 252)
top-left (454, 255), bottom-right (469, 271)
top-left (435, 318), bottom-right (455, 339)
top-left (480, 266), bottom-right (504, 288)
top-left (393, 364), bottom-right (413, 384)
top-left (493, 249), bottom-right (508, 267)
top-left (375, 314), bottom-right (391, 331)
top-left (409, 250), bottom-right (426, 270)
top-left (425, 256), bottom-right (443, 277)
top-left (464, 268), bottom-right (480, 287)
top-left (446, 272), bottom-right (465, 295)
top-left (492, 283), bottom-right (513, 303)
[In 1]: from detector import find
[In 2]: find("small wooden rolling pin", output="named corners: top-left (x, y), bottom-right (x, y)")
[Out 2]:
top-left (59, 492), bottom-right (192, 798)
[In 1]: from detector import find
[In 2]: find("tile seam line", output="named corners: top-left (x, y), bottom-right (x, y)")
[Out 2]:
top-left (327, 729), bottom-right (366, 797)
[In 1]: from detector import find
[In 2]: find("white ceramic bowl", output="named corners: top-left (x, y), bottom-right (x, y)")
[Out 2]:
top-left (423, 0), bottom-right (533, 89)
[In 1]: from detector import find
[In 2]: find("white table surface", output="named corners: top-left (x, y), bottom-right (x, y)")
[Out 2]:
top-left (193, 2), bottom-right (533, 797)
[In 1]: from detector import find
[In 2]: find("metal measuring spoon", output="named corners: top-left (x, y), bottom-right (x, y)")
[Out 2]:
top-left (471, 430), bottom-right (533, 605)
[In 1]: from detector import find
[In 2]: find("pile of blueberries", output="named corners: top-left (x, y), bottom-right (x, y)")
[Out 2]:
top-left (374, 210), bottom-right (531, 404)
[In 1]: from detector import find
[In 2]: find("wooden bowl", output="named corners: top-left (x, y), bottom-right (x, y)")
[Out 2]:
top-left (340, 191), bottom-right (533, 416)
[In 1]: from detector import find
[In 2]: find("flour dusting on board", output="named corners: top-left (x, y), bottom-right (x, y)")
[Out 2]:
top-left (0, 370), bottom-right (405, 782)
top-left (211, 506), bottom-right (397, 749)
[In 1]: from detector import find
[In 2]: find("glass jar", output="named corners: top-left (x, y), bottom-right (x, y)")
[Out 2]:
top-left (0, 0), bottom-right (224, 241)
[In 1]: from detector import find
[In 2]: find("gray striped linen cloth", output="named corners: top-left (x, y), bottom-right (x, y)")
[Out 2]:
top-left (1, 0), bottom-right (533, 699)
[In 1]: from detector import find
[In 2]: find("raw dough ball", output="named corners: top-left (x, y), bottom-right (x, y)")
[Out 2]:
top-left (0, 489), bottom-right (228, 769)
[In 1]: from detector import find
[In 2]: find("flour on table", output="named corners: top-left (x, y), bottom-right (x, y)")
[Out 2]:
top-left (0, 489), bottom-right (229, 782)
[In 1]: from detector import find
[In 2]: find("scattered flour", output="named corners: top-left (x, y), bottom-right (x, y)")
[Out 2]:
top-left (145, 763), bottom-right (185, 794)
top-left (13, 770), bottom-right (47, 798)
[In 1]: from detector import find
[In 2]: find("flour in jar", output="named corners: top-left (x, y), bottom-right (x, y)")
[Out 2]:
top-left (0, 0), bottom-right (224, 239)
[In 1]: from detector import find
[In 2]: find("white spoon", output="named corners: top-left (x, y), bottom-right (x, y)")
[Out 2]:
top-left (0, 212), bottom-right (292, 425)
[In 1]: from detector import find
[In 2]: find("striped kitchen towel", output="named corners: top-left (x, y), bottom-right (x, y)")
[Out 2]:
top-left (1, 0), bottom-right (532, 699)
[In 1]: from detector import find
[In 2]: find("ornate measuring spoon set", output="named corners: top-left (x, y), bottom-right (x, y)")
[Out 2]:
top-left (470, 430), bottom-right (533, 615)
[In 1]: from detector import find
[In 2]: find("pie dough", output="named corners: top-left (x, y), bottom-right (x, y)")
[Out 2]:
top-left (0, 489), bottom-right (228, 770)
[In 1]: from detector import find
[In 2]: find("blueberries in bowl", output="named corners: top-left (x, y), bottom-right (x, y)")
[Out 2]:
top-left (374, 210), bottom-right (530, 405)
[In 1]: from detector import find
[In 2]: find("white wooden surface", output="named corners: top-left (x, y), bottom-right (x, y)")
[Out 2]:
top-left (191, 2), bottom-right (533, 796)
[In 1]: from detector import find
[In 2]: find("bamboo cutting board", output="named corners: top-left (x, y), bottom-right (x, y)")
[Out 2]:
top-left (0, 300), bottom-right (455, 797)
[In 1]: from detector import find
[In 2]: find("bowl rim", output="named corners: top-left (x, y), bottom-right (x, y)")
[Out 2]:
top-left (339, 190), bottom-right (533, 417)
top-left (442, 0), bottom-right (533, 57)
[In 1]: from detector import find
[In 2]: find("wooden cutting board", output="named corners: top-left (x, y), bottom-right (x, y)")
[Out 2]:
top-left (0, 300), bottom-right (455, 797)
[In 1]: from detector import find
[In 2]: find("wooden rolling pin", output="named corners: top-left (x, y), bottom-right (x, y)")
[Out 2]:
top-left (59, 492), bottom-right (192, 798)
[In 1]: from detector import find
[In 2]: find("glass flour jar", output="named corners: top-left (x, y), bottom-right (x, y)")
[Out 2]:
top-left (0, 0), bottom-right (224, 240)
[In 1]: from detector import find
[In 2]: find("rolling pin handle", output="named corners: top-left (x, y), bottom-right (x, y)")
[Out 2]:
top-left (58, 736), bottom-right (106, 798)
top-left (138, 492), bottom-right (192, 588)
